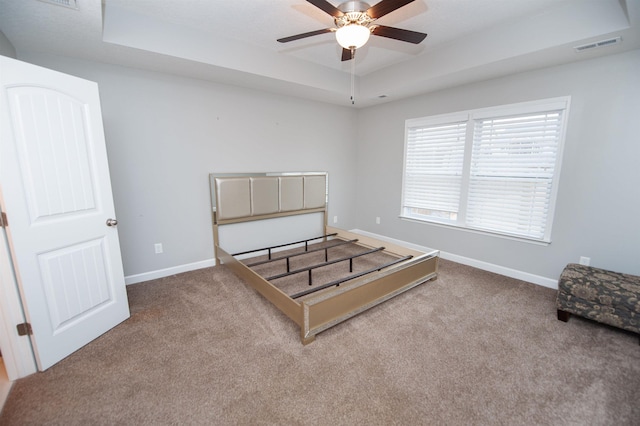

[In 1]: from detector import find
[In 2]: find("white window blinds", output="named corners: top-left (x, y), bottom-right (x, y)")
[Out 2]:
top-left (467, 111), bottom-right (564, 240)
top-left (403, 121), bottom-right (467, 220)
top-left (401, 98), bottom-right (569, 243)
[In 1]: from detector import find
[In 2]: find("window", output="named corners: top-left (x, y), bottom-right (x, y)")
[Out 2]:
top-left (401, 97), bottom-right (570, 243)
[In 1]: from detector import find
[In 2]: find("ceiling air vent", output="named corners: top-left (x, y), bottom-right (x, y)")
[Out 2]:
top-left (574, 36), bottom-right (621, 53)
top-left (37, 0), bottom-right (79, 9)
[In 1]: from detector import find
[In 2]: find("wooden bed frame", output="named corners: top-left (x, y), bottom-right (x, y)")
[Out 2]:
top-left (210, 172), bottom-right (439, 344)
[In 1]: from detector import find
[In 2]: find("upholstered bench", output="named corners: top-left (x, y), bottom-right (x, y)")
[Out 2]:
top-left (556, 263), bottom-right (640, 342)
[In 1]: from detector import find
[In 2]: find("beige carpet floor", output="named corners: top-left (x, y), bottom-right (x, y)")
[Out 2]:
top-left (1, 258), bottom-right (639, 425)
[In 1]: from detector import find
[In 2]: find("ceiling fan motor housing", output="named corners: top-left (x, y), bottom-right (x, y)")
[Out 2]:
top-left (335, 1), bottom-right (374, 28)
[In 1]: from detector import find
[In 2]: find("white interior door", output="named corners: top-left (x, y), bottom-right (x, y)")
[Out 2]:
top-left (0, 56), bottom-right (130, 371)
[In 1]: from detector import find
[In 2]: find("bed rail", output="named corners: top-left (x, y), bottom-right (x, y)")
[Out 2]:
top-left (232, 233), bottom-right (337, 258)
top-left (246, 238), bottom-right (358, 268)
top-left (266, 246), bottom-right (389, 283)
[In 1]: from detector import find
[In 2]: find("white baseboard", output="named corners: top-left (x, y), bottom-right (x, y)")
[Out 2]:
top-left (350, 229), bottom-right (558, 289)
top-left (125, 258), bottom-right (217, 285)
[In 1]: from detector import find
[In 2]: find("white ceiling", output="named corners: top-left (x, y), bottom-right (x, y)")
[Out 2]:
top-left (0, 0), bottom-right (638, 107)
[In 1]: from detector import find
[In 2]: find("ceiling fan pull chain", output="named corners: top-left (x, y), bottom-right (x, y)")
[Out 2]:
top-left (350, 47), bottom-right (356, 105)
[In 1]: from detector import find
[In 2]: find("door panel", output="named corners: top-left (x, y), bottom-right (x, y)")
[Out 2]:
top-left (38, 238), bottom-right (112, 331)
top-left (0, 56), bottom-right (130, 371)
top-left (10, 87), bottom-right (97, 221)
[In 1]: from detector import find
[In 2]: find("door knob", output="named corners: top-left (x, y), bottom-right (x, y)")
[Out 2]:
top-left (106, 218), bottom-right (118, 227)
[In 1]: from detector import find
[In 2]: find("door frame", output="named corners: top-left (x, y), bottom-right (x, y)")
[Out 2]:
top-left (0, 215), bottom-right (37, 380)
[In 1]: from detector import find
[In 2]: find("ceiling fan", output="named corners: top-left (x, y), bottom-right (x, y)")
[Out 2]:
top-left (277, 0), bottom-right (428, 61)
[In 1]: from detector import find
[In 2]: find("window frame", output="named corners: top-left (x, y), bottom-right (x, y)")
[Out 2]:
top-left (400, 97), bottom-right (571, 244)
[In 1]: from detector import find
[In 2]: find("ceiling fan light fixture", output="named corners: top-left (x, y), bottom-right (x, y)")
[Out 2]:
top-left (336, 24), bottom-right (370, 49)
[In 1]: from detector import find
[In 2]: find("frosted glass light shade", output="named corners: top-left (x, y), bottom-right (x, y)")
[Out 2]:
top-left (335, 24), bottom-right (370, 49)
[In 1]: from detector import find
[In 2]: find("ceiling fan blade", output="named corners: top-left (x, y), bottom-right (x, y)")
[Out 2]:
top-left (277, 28), bottom-right (333, 43)
top-left (371, 25), bottom-right (427, 44)
top-left (341, 48), bottom-right (354, 61)
top-left (307, 0), bottom-right (344, 18)
top-left (367, 0), bottom-right (415, 19)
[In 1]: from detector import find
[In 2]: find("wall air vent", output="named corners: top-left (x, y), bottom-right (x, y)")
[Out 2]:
top-left (37, 0), bottom-right (79, 9)
top-left (574, 36), bottom-right (621, 52)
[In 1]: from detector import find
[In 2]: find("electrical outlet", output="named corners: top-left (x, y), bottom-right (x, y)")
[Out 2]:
top-left (333, 216), bottom-right (338, 224)
top-left (375, 217), bottom-right (380, 224)
top-left (579, 256), bottom-right (590, 266)
top-left (155, 243), bottom-right (163, 254)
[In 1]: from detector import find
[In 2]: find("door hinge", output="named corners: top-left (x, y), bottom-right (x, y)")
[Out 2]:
top-left (0, 211), bottom-right (7, 228)
top-left (16, 322), bottom-right (32, 336)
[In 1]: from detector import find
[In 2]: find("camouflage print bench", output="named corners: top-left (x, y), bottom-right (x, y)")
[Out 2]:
top-left (556, 263), bottom-right (640, 343)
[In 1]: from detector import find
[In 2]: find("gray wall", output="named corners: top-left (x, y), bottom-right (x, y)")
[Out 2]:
top-left (0, 30), bottom-right (16, 58)
top-left (355, 49), bottom-right (640, 281)
top-left (19, 54), bottom-right (358, 277)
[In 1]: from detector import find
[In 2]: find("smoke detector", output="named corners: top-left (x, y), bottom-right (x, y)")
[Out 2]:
top-left (37, 0), bottom-right (79, 9)
top-left (574, 36), bottom-right (622, 52)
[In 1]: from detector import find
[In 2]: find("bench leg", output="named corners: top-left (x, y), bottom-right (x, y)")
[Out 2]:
top-left (557, 309), bottom-right (571, 322)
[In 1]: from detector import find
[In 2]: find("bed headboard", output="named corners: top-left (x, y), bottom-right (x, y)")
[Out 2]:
top-left (210, 172), bottom-right (328, 225)
top-left (210, 172), bottom-right (328, 262)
